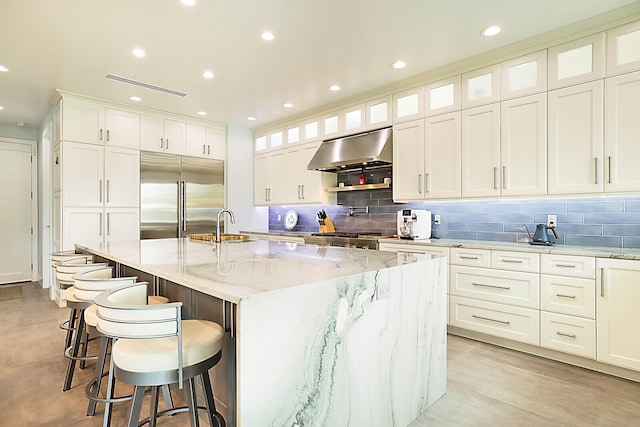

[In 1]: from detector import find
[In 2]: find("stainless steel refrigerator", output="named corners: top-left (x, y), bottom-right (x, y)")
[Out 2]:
top-left (140, 152), bottom-right (225, 239)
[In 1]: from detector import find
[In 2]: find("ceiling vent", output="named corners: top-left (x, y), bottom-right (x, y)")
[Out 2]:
top-left (105, 74), bottom-right (188, 97)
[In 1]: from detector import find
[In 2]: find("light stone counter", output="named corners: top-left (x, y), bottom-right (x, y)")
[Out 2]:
top-left (379, 237), bottom-right (640, 260)
top-left (77, 238), bottom-right (448, 427)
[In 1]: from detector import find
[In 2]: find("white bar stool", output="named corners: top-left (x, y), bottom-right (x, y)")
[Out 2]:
top-left (95, 283), bottom-right (226, 427)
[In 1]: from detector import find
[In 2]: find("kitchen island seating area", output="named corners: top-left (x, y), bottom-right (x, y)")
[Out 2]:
top-left (94, 282), bottom-right (226, 427)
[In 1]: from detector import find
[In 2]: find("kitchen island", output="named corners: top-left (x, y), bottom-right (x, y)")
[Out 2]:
top-left (76, 238), bottom-right (447, 427)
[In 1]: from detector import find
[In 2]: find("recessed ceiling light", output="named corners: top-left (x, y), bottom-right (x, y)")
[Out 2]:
top-left (197, 111), bottom-right (207, 116)
top-left (247, 116), bottom-right (257, 121)
top-left (329, 85), bottom-right (341, 92)
top-left (202, 70), bottom-right (214, 79)
top-left (132, 48), bottom-right (146, 58)
top-left (0, 106), bottom-right (4, 110)
top-left (261, 31), bottom-right (274, 41)
top-left (129, 96), bottom-right (142, 102)
top-left (0, 65), bottom-right (8, 72)
top-left (481, 25), bottom-right (501, 36)
top-left (283, 102), bottom-right (293, 108)
top-left (180, 0), bottom-right (196, 5)
top-left (16, 122), bottom-right (27, 127)
top-left (391, 61), bottom-right (406, 69)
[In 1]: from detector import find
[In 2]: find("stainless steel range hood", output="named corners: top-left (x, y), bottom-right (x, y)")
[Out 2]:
top-left (307, 127), bottom-right (392, 172)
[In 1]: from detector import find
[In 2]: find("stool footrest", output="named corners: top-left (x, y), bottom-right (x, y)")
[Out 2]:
top-left (84, 378), bottom-right (133, 404)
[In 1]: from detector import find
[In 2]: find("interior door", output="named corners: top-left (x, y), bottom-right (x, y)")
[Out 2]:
top-left (0, 140), bottom-right (33, 284)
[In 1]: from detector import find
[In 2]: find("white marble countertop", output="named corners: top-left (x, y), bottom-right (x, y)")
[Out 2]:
top-left (76, 238), bottom-right (428, 303)
top-left (378, 237), bottom-right (640, 259)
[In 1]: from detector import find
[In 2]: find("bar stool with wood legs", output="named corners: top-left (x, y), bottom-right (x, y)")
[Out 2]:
top-left (74, 267), bottom-right (171, 426)
top-left (95, 283), bottom-right (226, 427)
top-left (56, 259), bottom-right (108, 391)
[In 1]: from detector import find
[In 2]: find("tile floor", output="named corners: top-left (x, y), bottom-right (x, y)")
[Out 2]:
top-left (2, 282), bottom-right (640, 426)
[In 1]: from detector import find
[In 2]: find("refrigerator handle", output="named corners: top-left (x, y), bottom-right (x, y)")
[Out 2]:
top-left (181, 180), bottom-right (187, 232)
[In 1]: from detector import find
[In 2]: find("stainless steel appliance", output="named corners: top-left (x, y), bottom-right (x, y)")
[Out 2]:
top-left (307, 127), bottom-right (393, 172)
top-left (303, 231), bottom-right (390, 250)
top-left (140, 152), bottom-right (224, 239)
top-left (397, 209), bottom-right (431, 240)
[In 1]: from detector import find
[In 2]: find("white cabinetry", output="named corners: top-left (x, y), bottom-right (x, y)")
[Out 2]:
top-left (500, 93), bottom-right (547, 196)
top-left (254, 151), bottom-right (286, 205)
top-left (596, 258), bottom-right (640, 371)
top-left (604, 71), bottom-right (640, 191)
top-left (393, 87), bottom-right (424, 123)
top-left (461, 103), bottom-right (500, 197)
top-left (448, 248), bottom-right (540, 346)
top-left (461, 64), bottom-right (500, 108)
top-left (540, 254), bottom-right (596, 359)
top-left (548, 80), bottom-right (604, 194)
top-left (606, 20), bottom-right (640, 76)
top-left (393, 114), bottom-right (461, 201)
top-left (185, 124), bottom-right (226, 160)
top-left (285, 142), bottom-right (336, 204)
top-left (140, 115), bottom-right (185, 154)
top-left (425, 76), bottom-right (460, 116)
top-left (548, 33), bottom-right (605, 89)
top-left (62, 98), bottom-right (140, 149)
top-left (501, 50), bottom-right (547, 100)
top-left (366, 96), bottom-right (392, 129)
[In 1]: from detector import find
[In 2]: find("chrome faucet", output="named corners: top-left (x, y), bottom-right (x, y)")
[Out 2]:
top-left (216, 209), bottom-right (235, 243)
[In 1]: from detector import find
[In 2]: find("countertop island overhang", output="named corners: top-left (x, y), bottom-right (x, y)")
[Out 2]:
top-left (76, 238), bottom-right (448, 427)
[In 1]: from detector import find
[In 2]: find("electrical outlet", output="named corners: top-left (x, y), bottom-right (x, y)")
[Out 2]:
top-left (434, 214), bottom-right (441, 225)
top-left (277, 214), bottom-right (281, 222)
top-left (547, 215), bottom-right (557, 227)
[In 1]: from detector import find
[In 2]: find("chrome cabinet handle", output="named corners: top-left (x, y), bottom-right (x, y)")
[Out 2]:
top-left (207, 145), bottom-right (210, 155)
top-left (608, 156), bottom-right (612, 184)
top-left (106, 180), bottom-right (110, 203)
top-left (493, 167), bottom-right (498, 190)
top-left (594, 157), bottom-right (598, 184)
top-left (501, 259), bottom-right (523, 264)
top-left (472, 314), bottom-right (510, 325)
top-left (600, 268), bottom-right (605, 298)
top-left (472, 282), bottom-right (511, 290)
top-left (460, 255), bottom-right (479, 260)
top-left (99, 128), bottom-right (103, 141)
top-left (556, 293), bottom-right (576, 299)
top-left (106, 130), bottom-right (110, 142)
top-left (418, 174), bottom-right (422, 193)
top-left (160, 138), bottom-right (164, 149)
top-left (99, 212), bottom-right (103, 236)
top-left (297, 185), bottom-right (301, 199)
top-left (203, 144), bottom-right (206, 155)
top-left (556, 331), bottom-right (577, 339)
top-left (181, 181), bottom-right (186, 232)
top-left (425, 173), bottom-right (429, 194)
top-left (502, 166), bottom-right (506, 189)
top-left (106, 213), bottom-right (110, 236)
top-left (555, 263), bottom-right (576, 268)
top-left (301, 185), bottom-right (305, 199)
top-left (265, 188), bottom-right (268, 202)
top-left (99, 179), bottom-right (103, 203)
top-left (166, 139), bottom-right (169, 149)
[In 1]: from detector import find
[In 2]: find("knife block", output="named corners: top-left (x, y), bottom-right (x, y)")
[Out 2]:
top-left (318, 216), bottom-right (336, 233)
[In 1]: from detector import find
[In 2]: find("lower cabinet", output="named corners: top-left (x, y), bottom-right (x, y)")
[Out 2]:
top-left (597, 258), bottom-right (640, 371)
top-left (62, 207), bottom-right (139, 250)
top-left (449, 295), bottom-right (540, 345)
top-left (540, 311), bottom-right (595, 359)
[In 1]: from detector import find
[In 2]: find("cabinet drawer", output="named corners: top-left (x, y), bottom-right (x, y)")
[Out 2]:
top-left (540, 311), bottom-right (596, 359)
top-left (449, 296), bottom-right (539, 345)
top-left (450, 247), bottom-right (491, 268)
top-left (450, 265), bottom-right (539, 308)
top-left (540, 275), bottom-right (595, 318)
top-left (491, 250), bottom-right (540, 273)
top-left (540, 254), bottom-right (595, 278)
top-left (379, 243), bottom-right (449, 258)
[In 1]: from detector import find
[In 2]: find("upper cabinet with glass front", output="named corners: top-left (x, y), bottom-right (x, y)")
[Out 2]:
top-left (548, 33), bottom-right (605, 89)
top-left (366, 96), bottom-right (392, 128)
top-left (501, 50), bottom-right (547, 100)
top-left (393, 86), bottom-right (424, 123)
top-left (461, 64), bottom-right (501, 108)
top-left (254, 128), bottom-right (284, 153)
top-left (425, 76), bottom-right (460, 116)
top-left (607, 20), bottom-right (640, 76)
top-left (286, 124), bottom-right (301, 145)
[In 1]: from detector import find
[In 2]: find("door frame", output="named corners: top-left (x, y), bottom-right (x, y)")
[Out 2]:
top-left (0, 136), bottom-right (38, 284)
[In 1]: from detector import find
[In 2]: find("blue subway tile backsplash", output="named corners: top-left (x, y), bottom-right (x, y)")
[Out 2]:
top-left (268, 167), bottom-right (640, 249)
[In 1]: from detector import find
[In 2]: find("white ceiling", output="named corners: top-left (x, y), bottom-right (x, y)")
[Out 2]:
top-left (1, 0), bottom-right (639, 131)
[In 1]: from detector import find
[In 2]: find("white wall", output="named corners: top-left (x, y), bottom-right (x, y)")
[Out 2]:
top-left (226, 124), bottom-right (268, 233)
top-left (0, 123), bottom-right (38, 141)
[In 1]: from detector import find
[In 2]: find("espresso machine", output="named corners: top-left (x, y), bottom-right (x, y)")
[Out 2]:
top-left (397, 209), bottom-right (431, 240)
